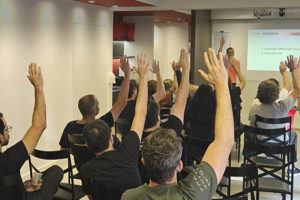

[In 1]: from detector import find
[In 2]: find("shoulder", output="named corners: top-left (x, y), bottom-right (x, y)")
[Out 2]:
top-left (121, 184), bottom-right (147, 200)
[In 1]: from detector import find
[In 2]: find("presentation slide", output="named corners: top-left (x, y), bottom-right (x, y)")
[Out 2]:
top-left (247, 29), bottom-right (300, 71)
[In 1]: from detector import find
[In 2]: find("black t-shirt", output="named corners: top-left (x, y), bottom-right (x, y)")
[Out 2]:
top-left (59, 111), bottom-right (114, 148)
top-left (119, 100), bottom-right (136, 123)
top-left (230, 86), bottom-right (242, 135)
top-left (80, 131), bottom-right (141, 191)
top-left (0, 141), bottom-right (28, 200)
top-left (142, 115), bottom-right (183, 141)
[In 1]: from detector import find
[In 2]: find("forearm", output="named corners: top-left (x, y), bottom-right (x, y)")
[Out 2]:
top-left (171, 72), bottom-right (178, 92)
top-left (282, 71), bottom-right (292, 92)
top-left (170, 70), bottom-right (189, 122)
top-left (214, 84), bottom-right (234, 144)
top-left (154, 72), bottom-right (166, 101)
top-left (22, 89), bottom-right (46, 155)
top-left (116, 73), bottom-right (130, 106)
top-left (219, 44), bottom-right (224, 53)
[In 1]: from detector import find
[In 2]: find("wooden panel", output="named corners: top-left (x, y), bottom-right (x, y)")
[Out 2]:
top-left (75, 0), bottom-right (153, 7)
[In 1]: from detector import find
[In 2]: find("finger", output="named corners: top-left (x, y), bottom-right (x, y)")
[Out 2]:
top-left (208, 48), bottom-right (215, 67)
top-left (198, 70), bottom-right (209, 82)
top-left (29, 63), bottom-right (33, 77)
top-left (38, 66), bottom-right (42, 76)
top-left (298, 57), bottom-right (300, 66)
top-left (211, 48), bottom-right (219, 68)
top-left (137, 54), bottom-right (140, 67)
top-left (204, 52), bottom-right (212, 72)
top-left (33, 63), bottom-right (38, 76)
top-left (285, 61), bottom-right (288, 68)
top-left (219, 52), bottom-right (225, 66)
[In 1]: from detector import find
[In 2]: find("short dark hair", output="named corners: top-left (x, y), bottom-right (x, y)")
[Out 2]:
top-left (0, 113), bottom-right (4, 135)
top-left (83, 119), bottom-right (111, 153)
top-left (256, 80), bottom-right (279, 104)
top-left (144, 98), bottom-right (160, 129)
top-left (78, 95), bottom-right (97, 116)
top-left (267, 78), bottom-right (279, 87)
top-left (226, 47), bottom-right (234, 53)
top-left (148, 80), bottom-right (157, 96)
top-left (128, 80), bottom-right (138, 98)
top-left (163, 79), bottom-right (173, 91)
top-left (141, 128), bottom-right (182, 184)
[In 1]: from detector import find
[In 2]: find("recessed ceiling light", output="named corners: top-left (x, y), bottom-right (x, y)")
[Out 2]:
top-left (88, 0), bottom-right (95, 3)
top-left (112, 5), bottom-right (118, 8)
top-left (177, 18), bottom-right (181, 21)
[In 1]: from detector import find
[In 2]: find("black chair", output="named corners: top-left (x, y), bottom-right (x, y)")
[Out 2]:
top-left (115, 117), bottom-right (131, 140)
top-left (244, 128), bottom-right (295, 200)
top-left (215, 166), bottom-right (259, 200)
top-left (90, 180), bottom-right (125, 200)
top-left (0, 173), bottom-right (26, 200)
top-left (28, 149), bottom-right (86, 200)
top-left (160, 106), bottom-right (171, 125)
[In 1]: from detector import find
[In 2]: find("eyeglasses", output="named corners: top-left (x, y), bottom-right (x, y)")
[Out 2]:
top-left (4, 125), bottom-right (12, 133)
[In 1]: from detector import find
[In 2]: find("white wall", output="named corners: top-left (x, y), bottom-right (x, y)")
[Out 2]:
top-left (154, 23), bottom-right (189, 80)
top-left (0, 0), bottom-right (113, 177)
top-left (123, 16), bottom-right (154, 80)
top-left (212, 11), bottom-right (300, 128)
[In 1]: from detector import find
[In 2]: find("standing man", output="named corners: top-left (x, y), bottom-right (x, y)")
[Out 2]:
top-left (0, 63), bottom-right (63, 200)
top-left (219, 37), bottom-right (240, 84)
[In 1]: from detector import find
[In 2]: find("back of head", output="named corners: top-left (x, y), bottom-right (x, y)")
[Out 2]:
top-left (144, 98), bottom-right (160, 129)
top-left (163, 79), bottom-right (173, 91)
top-left (267, 78), bottom-right (279, 87)
top-left (78, 95), bottom-right (98, 116)
top-left (0, 112), bottom-right (4, 135)
top-left (256, 80), bottom-right (279, 104)
top-left (148, 80), bottom-right (157, 96)
top-left (128, 79), bottom-right (138, 98)
top-left (141, 128), bottom-right (182, 184)
top-left (83, 119), bottom-right (111, 153)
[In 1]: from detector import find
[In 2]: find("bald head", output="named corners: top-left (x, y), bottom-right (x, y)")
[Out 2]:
top-left (78, 95), bottom-right (99, 117)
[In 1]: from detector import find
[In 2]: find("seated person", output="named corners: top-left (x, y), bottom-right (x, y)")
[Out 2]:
top-left (249, 56), bottom-right (300, 175)
top-left (0, 63), bottom-right (63, 200)
top-left (59, 56), bottom-right (132, 164)
top-left (252, 62), bottom-right (292, 105)
top-left (122, 48), bottom-right (234, 200)
top-left (80, 54), bottom-right (150, 198)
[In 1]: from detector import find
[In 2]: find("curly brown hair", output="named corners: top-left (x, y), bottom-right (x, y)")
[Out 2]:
top-left (256, 80), bottom-right (279, 104)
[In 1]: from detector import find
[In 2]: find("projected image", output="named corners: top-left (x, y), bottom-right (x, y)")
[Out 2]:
top-left (247, 29), bottom-right (300, 71)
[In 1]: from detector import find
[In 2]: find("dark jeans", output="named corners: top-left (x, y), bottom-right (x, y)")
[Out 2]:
top-left (26, 165), bottom-right (63, 200)
top-left (290, 131), bottom-right (298, 162)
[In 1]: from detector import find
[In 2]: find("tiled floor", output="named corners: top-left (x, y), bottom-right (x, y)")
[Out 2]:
top-left (76, 129), bottom-right (300, 200)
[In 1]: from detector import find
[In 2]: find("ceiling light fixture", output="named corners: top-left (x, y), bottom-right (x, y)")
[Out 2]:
top-left (88, 0), bottom-right (95, 3)
top-left (112, 5), bottom-right (118, 8)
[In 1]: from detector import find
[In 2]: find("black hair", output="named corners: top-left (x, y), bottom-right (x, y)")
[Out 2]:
top-left (128, 80), bottom-right (138, 98)
top-left (144, 98), bottom-right (160, 129)
top-left (0, 113), bottom-right (4, 135)
top-left (78, 95), bottom-right (97, 116)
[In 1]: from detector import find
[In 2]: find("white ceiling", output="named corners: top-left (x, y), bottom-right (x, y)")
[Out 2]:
top-left (112, 0), bottom-right (300, 11)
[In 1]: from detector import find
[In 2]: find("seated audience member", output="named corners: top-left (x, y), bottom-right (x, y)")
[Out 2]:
top-left (249, 55), bottom-right (300, 175)
top-left (122, 48), bottom-right (234, 200)
top-left (148, 80), bottom-right (157, 96)
top-left (59, 56), bottom-right (131, 162)
top-left (0, 63), bottom-right (63, 200)
top-left (253, 62), bottom-right (292, 105)
top-left (80, 54), bottom-right (150, 197)
top-left (219, 37), bottom-right (240, 85)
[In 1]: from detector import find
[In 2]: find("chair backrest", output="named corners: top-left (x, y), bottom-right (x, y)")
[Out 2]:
top-left (90, 180), bottom-right (125, 200)
top-left (244, 125), bottom-right (286, 145)
top-left (67, 133), bottom-right (85, 145)
top-left (255, 115), bottom-right (291, 137)
top-left (216, 166), bottom-right (259, 200)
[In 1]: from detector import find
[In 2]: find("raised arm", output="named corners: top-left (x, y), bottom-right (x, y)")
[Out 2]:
top-left (151, 60), bottom-right (166, 103)
top-left (218, 37), bottom-right (225, 54)
top-left (130, 55), bottom-right (149, 141)
top-left (231, 57), bottom-right (246, 91)
top-left (170, 61), bottom-right (178, 93)
top-left (170, 49), bottom-right (190, 122)
top-left (280, 62), bottom-right (292, 92)
top-left (285, 55), bottom-right (300, 99)
top-left (22, 63), bottom-right (47, 155)
top-left (199, 49), bottom-right (234, 183)
top-left (110, 56), bottom-right (131, 121)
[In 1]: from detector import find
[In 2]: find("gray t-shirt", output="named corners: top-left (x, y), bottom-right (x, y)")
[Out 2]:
top-left (249, 95), bottom-right (296, 141)
top-left (121, 161), bottom-right (217, 200)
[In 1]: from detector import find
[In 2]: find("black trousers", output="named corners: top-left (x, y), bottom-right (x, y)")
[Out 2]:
top-left (26, 165), bottom-right (63, 200)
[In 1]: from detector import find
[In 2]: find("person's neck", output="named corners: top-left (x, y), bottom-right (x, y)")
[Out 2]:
top-left (148, 176), bottom-right (177, 187)
top-left (95, 145), bottom-right (114, 157)
top-left (144, 122), bottom-right (160, 132)
top-left (78, 115), bottom-right (95, 124)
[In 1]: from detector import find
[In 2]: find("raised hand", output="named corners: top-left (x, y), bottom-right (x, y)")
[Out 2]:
top-left (27, 63), bottom-right (43, 92)
top-left (285, 55), bottom-right (299, 71)
top-left (178, 49), bottom-right (190, 72)
top-left (279, 61), bottom-right (287, 73)
top-left (150, 60), bottom-right (160, 74)
top-left (220, 37), bottom-right (225, 46)
top-left (134, 54), bottom-right (149, 78)
top-left (120, 55), bottom-right (131, 75)
top-left (198, 48), bottom-right (228, 86)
